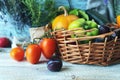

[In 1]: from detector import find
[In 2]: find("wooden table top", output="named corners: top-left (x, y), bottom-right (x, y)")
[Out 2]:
top-left (0, 48), bottom-right (120, 80)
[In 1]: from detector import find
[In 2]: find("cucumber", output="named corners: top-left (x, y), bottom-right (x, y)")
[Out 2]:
top-left (86, 9), bottom-right (110, 25)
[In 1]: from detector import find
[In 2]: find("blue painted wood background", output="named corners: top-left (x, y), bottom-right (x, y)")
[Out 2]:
top-left (0, 0), bottom-right (116, 42)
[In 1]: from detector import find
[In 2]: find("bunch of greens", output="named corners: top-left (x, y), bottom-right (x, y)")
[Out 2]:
top-left (21, 0), bottom-right (59, 27)
top-left (21, 0), bottom-right (42, 27)
top-left (40, 0), bottom-right (58, 26)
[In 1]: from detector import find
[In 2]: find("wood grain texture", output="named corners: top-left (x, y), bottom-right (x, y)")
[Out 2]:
top-left (0, 48), bottom-right (120, 80)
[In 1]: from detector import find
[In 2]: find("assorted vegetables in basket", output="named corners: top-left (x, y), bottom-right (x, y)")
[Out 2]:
top-left (50, 6), bottom-right (120, 66)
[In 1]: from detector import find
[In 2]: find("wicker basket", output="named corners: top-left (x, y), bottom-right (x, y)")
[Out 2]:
top-left (52, 28), bottom-right (120, 66)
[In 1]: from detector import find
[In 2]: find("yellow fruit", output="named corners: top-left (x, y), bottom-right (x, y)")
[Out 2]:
top-left (116, 15), bottom-right (120, 26)
top-left (52, 6), bottom-right (78, 30)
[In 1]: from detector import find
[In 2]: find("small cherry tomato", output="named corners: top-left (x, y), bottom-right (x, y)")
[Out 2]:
top-left (26, 44), bottom-right (41, 64)
top-left (10, 47), bottom-right (24, 61)
top-left (39, 38), bottom-right (56, 59)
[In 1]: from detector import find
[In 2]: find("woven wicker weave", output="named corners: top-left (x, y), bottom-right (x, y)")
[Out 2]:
top-left (53, 28), bottom-right (120, 66)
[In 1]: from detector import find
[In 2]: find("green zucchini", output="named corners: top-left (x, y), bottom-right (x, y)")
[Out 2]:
top-left (86, 9), bottom-right (110, 25)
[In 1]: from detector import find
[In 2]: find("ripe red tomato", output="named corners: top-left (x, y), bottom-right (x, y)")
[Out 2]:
top-left (39, 38), bottom-right (56, 59)
top-left (26, 44), bottom-right (41, 64)
top-left (10, 47), bottom-right (24, 61)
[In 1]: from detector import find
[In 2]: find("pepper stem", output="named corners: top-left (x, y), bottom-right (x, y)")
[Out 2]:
top-left (58, 6), bottom-right (68, 16)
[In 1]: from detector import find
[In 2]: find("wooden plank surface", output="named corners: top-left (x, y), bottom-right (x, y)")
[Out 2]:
top-left (0, 48), bottom-right (120, 80)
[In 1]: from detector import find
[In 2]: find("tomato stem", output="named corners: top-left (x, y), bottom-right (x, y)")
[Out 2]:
top-left (32, 30), bottom-right (53, 44)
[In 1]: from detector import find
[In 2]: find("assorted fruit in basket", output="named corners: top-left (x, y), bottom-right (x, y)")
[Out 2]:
top-left (51, 6), bottom-right (120, 43)
top-left (50, 6), bottom-right (120, 66)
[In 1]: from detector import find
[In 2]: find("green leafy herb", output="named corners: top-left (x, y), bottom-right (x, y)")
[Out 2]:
top-left (22, 0), bottom-right (42, 27)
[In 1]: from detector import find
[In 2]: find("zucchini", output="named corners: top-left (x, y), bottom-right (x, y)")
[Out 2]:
top-left (86, 9), bottom-right (110, 25)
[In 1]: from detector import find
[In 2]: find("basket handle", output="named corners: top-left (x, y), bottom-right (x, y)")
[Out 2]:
top-left (75, 28), bottom-right (120, 41)
top-left (70, 31), bottom-right (114, 41)
top-left (92, 31), bottom-right (114, 38)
